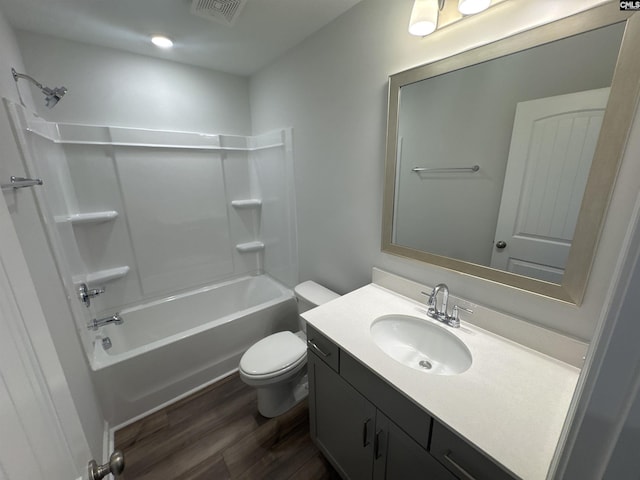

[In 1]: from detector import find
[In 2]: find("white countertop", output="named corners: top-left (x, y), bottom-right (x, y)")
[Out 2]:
top-left (302, 284), bottom-right (580, 480)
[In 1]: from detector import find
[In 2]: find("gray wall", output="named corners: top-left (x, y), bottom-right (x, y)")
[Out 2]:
top-left (16, 31), bottom-right (251, 134)
top-left (249, 0), bottom-right (640, 342)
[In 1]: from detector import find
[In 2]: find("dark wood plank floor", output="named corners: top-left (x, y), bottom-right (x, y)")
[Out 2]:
top-left (114, 372), bottom-right (340, 479)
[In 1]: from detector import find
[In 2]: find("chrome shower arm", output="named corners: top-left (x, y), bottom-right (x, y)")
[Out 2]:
top-left (11, 67), bottom-right (67, 108)
top-left (11, 68), bottom-right (45, 91)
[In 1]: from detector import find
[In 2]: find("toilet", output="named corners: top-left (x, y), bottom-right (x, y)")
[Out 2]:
top-left (239, 281), bottom-right (339, 417)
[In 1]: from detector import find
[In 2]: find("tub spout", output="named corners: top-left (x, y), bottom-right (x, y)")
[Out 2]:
top-left (88, 313), bottom-right (122, 331)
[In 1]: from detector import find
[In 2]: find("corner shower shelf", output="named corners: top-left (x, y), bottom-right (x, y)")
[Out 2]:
top-left (56, 210), bottom-right (119, 225)
top-left (79, 266), bottom-right (130, 286)
top-left (231, 199), bottom-right (262, 209)
top-left (236, 241), bottom-right (265, 253)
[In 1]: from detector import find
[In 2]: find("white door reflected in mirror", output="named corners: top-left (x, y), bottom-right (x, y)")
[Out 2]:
top-left (491, 88), bottom-right (610, 283)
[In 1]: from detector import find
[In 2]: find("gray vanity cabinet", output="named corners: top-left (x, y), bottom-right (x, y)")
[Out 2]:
top-left (307, 325), bottom-right (455, 480)
top-left (306, 324), bottom-right (515, 480)
top-left (308, 348), bottom-right (376, 479)
top-left (373, 411), bottom-right (454, 480)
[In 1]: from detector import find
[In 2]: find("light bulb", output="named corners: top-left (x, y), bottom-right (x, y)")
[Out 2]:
top-left (151, 35), bottom-right (173, 48)
top-left (409, 0), bottom-right (439, 37)
top-left (458, 0), bottom-right (491, 15)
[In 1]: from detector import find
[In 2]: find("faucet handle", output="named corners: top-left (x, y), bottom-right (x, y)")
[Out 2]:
top-left (78, 283), bottom-right (106, 308)
top-left (449, 305), bottom-right (473, 327)
top-left (421, 290), bottom-right (438, 318)
top-left (421, 290), bottom-right (436, 307)
top-left (454, 305), bottom-right (473, 314)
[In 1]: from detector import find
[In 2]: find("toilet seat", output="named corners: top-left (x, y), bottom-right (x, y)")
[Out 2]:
top-left (240, 331), bottom-right (307, 380)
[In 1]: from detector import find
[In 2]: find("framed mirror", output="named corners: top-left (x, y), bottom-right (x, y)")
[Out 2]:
top-left (383, 5), bottom-right (640, 305)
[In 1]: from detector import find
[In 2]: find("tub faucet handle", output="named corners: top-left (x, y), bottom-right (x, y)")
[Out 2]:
top-left (78, 282), bottom-right (105, 308)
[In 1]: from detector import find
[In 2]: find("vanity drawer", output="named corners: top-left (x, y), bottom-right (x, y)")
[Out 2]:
top-left (340, 350), bottom-right (432, 450)
top-left (430, 421), bottom-right (515, 480)
top-left (306, 324), bottom-right (340, 373)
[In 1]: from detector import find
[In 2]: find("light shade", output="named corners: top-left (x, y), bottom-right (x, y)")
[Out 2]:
top-left (409, 0), bottom-right (439, 37)
top-left (151, 35), bottom-right (173, 48)
top-left (458, 0), bottom-right (491, 15)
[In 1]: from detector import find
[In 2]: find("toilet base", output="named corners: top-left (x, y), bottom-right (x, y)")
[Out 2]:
top-left (255, 372), bottom-right (308, 418)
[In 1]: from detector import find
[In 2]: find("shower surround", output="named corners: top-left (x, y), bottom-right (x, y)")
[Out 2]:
top-left (6, 100), bottom-right (298, 425)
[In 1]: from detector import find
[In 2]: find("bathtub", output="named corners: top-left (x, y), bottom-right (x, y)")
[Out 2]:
top-left (90, 274), bottom-right (298, 427)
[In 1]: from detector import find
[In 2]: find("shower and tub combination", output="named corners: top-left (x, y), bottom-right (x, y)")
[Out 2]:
top-left (6, 97), bottom-right (300, 426)
top-left (92, 275), bottom-right (297, 424)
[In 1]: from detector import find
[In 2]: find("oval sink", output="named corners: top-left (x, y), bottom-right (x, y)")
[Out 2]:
top-left (370, 314), bottom-right (472, 375)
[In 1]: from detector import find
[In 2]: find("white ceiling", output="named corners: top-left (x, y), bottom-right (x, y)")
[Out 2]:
top-left (0, 0), bottom-right (364, 76)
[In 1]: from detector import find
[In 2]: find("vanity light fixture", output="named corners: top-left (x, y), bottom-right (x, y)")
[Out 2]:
top-left (151, 35), bottom-right (173, 48)
top-left (409, 0), bottom-right (492, 37)
top-left (458, 0), bottom-right (491, 15)
top-left (409, 0), bottom-right (444, 37)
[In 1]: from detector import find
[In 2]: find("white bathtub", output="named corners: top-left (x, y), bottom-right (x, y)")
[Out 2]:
top-left (90, 275), bottom-right (298, 426)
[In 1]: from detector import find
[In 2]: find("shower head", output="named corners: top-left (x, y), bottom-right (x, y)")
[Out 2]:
top-left (11, 67), bottom-right (67, 108)
top-left (42, 85), bottom-right (67, 108)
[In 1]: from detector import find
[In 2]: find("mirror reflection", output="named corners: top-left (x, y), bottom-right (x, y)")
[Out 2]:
top-left (391, 22), bottom-right (624, 284)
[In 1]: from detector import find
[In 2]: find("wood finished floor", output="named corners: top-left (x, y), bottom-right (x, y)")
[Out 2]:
top-left (114, 373), bottom-right (340, 480)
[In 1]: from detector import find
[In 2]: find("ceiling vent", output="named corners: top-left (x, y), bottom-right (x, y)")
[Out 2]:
top-left (190, 0), bottom-right (248, 26)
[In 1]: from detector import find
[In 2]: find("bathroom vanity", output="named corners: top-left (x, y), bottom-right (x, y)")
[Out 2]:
top-left (302, 271), bottom-right (582, 480)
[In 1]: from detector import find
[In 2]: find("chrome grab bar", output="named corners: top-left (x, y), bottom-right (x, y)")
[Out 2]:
top-left (1, 176), bottom-right (44, 189)
top-left (412, 165), bottom-right (479, 174)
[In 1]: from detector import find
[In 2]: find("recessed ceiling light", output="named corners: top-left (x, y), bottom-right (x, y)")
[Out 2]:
top-left (151, 35), bottom-right (173, 48)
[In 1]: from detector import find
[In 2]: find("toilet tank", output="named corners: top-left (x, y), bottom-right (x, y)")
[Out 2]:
top-left (294, 281), bottom-right (339, 315)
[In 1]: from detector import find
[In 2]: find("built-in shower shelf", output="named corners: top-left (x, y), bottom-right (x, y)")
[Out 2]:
top-left (236, 241), bottom-right (265, 253)
top-left (78, 266), bottom-right (130, 286)
top-left (56, 210), bottom-right (119, 225)
top-left (231, 199), bottom-right (262, 209)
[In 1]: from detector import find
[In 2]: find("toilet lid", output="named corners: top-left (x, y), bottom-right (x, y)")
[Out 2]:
top-left (240, 331), bottom-right (306, 376)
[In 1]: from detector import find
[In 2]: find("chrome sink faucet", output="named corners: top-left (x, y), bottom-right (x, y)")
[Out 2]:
top-left (427, 283), bottom-right (449, 319)
top-left (421, 283), bottom-right (472, 328)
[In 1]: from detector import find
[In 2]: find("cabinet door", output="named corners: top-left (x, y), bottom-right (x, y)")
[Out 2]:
top-left (308, 350), bottom-right (377, 480)
top-left (373, 411), bottom-right (457, 480)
